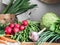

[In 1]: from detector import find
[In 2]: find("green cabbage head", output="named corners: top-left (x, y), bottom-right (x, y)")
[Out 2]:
top-left (40, 12), bottom-right (60, 28)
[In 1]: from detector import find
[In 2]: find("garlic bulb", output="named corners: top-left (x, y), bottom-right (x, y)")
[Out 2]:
top-left (29, 28), bottom-right (46, 41)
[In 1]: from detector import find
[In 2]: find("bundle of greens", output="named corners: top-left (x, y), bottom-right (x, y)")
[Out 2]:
top-left (11, 21), bottom-right (40, 42)
top-left (0, 22), bottom-right (9, 36)
top-left (2, 0), bottom-right (37, 14)
top-left (36, 12), bottom-right (60, 45)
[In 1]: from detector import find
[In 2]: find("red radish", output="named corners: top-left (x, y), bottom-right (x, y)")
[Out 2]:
top-left (19, 25), bottom-right (25, 30)
top-left (5, 26), bottom-right (12, 34)
top-left (9, 23), bottom-right (15, 28)
top-left (22, 20), bottom-right (28, 26)
top-left (13, 27), bottom-right (20, 33)
top-left (15, 24), bottom-right (20, 28)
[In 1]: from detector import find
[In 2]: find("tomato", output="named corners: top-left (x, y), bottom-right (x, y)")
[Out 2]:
top-left (15, 24), bottom-right (20, 28)
top-left (13, 27), bottom-right (20, 33)
top-left (5, 26), bottom-right (12, 34)
top-left (9, 23), bottom-right (15, 28)
top-left (22, 20), bottom-right (28, 26)
top-left (19, 25), bottom-right (25, 30)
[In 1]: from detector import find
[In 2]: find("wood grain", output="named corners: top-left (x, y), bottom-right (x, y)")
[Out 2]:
top-left (21, 42), bottom-right (60, 45)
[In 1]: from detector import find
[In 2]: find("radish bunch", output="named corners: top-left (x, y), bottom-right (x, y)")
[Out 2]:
top-left (5, 20), bottom-right (28, 35)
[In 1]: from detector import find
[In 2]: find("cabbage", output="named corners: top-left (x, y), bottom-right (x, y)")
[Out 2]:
top-left (40, 12), bottom-right (59, 28)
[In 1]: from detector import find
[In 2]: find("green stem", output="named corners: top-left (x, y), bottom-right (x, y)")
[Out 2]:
top-left (2, 0), bottom-right (14, 14)
top-left (7, 0), bottom-right (22, 13)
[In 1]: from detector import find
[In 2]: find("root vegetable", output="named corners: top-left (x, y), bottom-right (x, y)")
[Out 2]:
top-left (0, 36), bottom-right (16, 43)
top-left (19, 25), bottom-right (25, 30)
top-left (5, 26), bottom-right (12, 34)
top-left (22, 20), bottom-right (28, 26)
top-left (15, 24), bottom-right (20, 28)
top-left (0, 39), bottom-right (6, 44)
top-left (9, 23), bottom-right (15, 28)
top-left (13, 27), bottom-right (20, 33)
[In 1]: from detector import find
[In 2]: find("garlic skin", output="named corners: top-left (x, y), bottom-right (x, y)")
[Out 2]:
top-left (29, 32), bottom-right (39, 42)
top-left (29, 28), bottom-right (46, 42)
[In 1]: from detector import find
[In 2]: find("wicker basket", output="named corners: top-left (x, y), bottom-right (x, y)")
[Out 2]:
top-left (0, 14), bottom-right (16, 24)
top-left (40, 0), bottom-right (60, 4)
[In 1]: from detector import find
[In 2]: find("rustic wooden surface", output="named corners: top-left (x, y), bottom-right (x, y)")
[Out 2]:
top-left (21, 42), bottom-right (60, 45)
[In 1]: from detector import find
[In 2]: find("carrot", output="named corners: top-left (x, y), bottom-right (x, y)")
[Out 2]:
top-left (5, 35), bottom-right (12, 37)
top-left (0, 39), bottom-right (6, 44)
top-left (0, 36), bottom-right (16, 43)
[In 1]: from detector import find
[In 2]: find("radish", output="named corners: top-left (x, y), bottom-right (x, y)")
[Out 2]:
top-left (19, 25), bottom-right (25, 30)
top-left (13, 27), bottom-right (20, 33)
top-left (9, 23), bottom-right (15, 28)
top-left (29, 28), bottom-right (46, 42)
top-left (15, 24), bottom-right (20, 28)
top-left (22, 20), bottom-right (28, 26)
top-left (5, 26), bottom-right (12, 34)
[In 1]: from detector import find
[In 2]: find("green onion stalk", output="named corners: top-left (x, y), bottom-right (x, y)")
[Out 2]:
top-left (2, 0), bottom-right (37, 14)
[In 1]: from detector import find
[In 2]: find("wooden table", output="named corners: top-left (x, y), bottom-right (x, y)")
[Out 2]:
top-left (21, 42), bottom-right (60, 45)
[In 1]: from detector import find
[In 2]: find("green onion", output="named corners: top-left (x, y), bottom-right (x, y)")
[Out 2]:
top-left (2, 0), bottom-right (14, 14)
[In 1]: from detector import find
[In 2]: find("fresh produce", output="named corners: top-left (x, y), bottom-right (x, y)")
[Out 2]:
top-left (36, 13), bottom-right (60, 45)
top-left (2, 0), bottom-right (37, 14)
top-left (5, 26), bottom-right (12, 34)
top-left (4, 20), bottom-right (28, 35)
top-left (0, 36), bottom-right (16, 43)
top-left (0, 20), bottom-right (39, 42)
top-left (2, 0), bottom-right (14, 14)
top-left (29, 28), bottom-right (46, 41)
top-left (0, 39), bottom-right (6, 44)
top-left (9, 23), bottom-right (15, 28)
top-left (40, 12), bottom-right (60, 34)
top-left (40, 12), bottom-right (59, 28)
top-left (22, 20), bottom-right (28, 26)
top-left (19, 25), bottom-right (25, 30)
top-left (11, 20), bottom-right (40, 41)
top-left (0, 23), bottom-right (7, 36)
top-left (13, 27), bottom-right (20, 33)
top-left (15, 24), bottom-right (20, 28)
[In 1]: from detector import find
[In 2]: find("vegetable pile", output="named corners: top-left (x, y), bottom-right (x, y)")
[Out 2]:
top-left (2, 0), bottom-right (37, 14)
top-left (5, 20), bottom-right (28, 35)
top-left (0, 20), bottom-right (40, 42)
top-left (11, 20), bottom-right (40, 42)
top-left (36, 12), bottom-right (60, 45)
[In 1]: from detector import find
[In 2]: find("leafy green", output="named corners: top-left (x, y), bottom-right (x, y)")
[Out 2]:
top-left (36, 13), bottom-right (60, 45)
top-left (11, 21), bottom-right (40, 42)
top-left (36, 31), bottom-right (60, 45)
top-left (2, 0), bottom-right (14, 13)
top-left (0, 30), bottom-right (5, 36)
top-left (0, 23), bottom-right (5, 36)
top-left (2, 0), bottom-right (37, 14)
top-left (49, 20), bottom-right (60, 34)
top-left (40, 12), bottom-right (59, 28)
